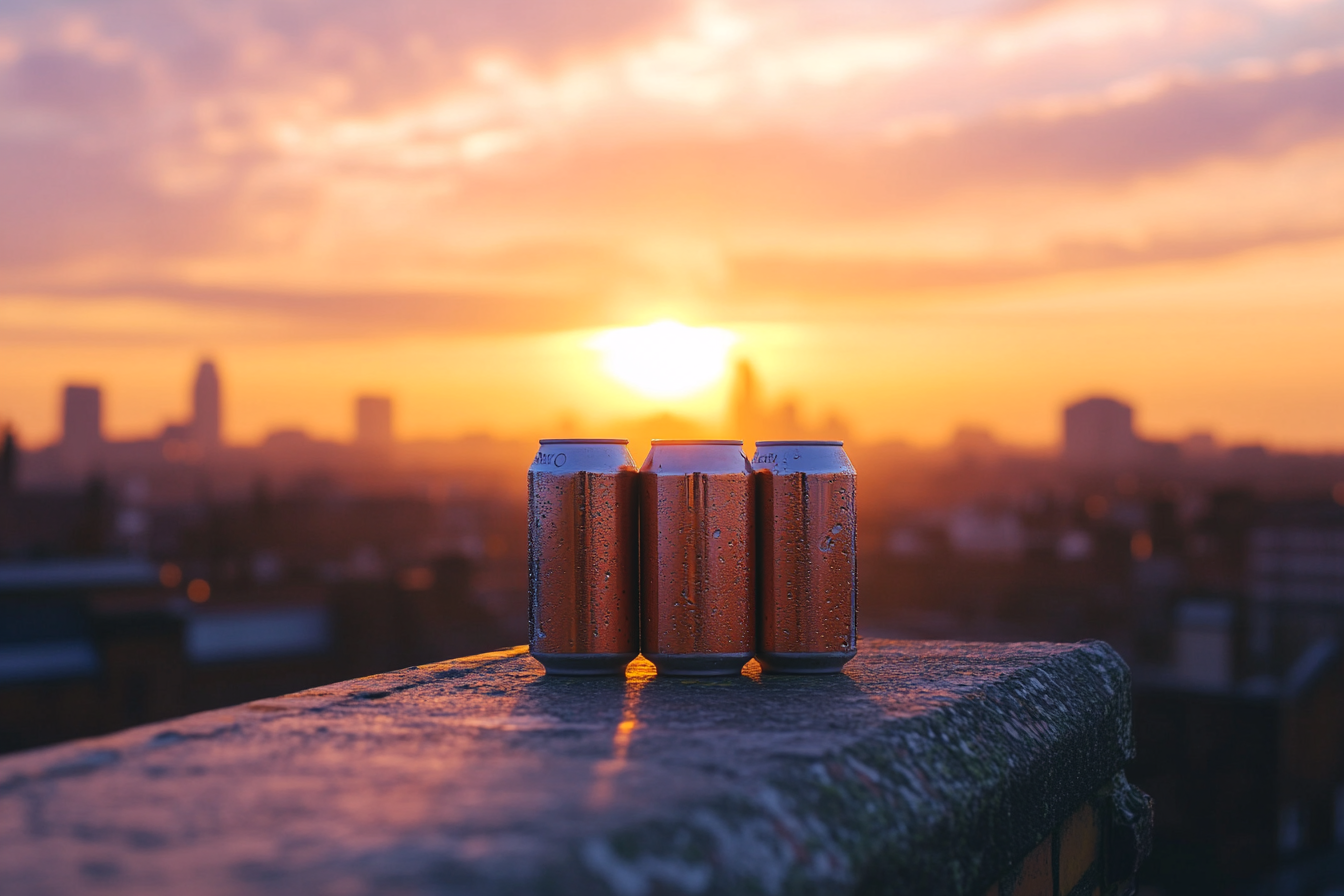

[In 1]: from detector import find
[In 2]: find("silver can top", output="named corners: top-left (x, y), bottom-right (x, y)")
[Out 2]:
top-left (649, 439), bottom-right (742, 446)
top-left (530, 439), bottom-right (635, 473)
top-left (538, 438), bottom-right (628, 444)
top-left (751, 441), bottom-right (854, 475)
top-left (640, 440), bottom-right (751, 475)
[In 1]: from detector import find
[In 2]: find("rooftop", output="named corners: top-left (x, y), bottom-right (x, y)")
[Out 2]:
top-left (0, 639), bottom-right (1148, 895)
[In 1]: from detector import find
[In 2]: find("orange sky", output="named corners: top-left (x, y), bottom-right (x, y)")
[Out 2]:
top-left (3, 0), bottom-right (1344, 449)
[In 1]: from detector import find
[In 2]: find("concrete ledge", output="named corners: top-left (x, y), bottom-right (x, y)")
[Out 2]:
top-left (0, 639), bottom-right (1148, 895)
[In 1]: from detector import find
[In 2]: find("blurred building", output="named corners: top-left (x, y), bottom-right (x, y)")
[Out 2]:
top-left (61, 384), bottom-right (103, 471)
top-left (0, 428), bottom-right (15, 496)
top-left (727, 358), bottom-right (847, 444)
top-left (1131, 641), bottom-right (1344, 893)
top-left (0, 549), bottom-right (510, 754)
top-left (1247, 501), bottom-right (1344, 671)
top-left (355, 395), bottom-right (394, 449)
top-left (1172, 600), bottom-right (1235, 689)
top-left (729, 360), bottom-right (761, 440)
top-left (0, 558), bottom-right (176, 750)
top-left (191, 360), bottom-right (222, 448)
top-left (1064, 396), bottom-right (1138, 467)
top-left (1181, 432), bottom-right (1222, 460)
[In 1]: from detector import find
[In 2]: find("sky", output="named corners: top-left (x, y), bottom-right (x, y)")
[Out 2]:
top-left (3, 0), bottom-right (1344, 448)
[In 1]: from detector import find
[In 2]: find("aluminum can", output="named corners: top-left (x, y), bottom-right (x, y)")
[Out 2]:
top-left (640, 440), bottom-right (754, 676)
top-left (528, 439), bottom-right (639, 675)
top-left (752, 440), bottom-right (857, 673)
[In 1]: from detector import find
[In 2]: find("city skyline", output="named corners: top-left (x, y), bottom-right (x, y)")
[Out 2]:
top-left (2, 356), bottom-right (1298, 460)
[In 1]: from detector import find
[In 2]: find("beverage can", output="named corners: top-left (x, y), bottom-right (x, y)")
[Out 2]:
top-left (752, 440), bottom-right (857, 673)
top-left (528, 439), bottom-right (639, 674)
top-left (639, 440), bottom-right (755, 676)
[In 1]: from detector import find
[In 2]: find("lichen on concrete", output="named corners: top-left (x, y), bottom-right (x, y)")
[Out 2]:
top-left (0, 640), bottom-right (1140, 896)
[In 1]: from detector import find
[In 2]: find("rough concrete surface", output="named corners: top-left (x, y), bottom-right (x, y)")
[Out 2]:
top-left (0, 639), bottom-right (1137, 895)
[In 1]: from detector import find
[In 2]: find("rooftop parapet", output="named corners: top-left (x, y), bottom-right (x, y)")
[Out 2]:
top-left (0, 639), bottom-right (1150, 895)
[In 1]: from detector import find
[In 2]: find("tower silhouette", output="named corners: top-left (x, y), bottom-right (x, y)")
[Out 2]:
top-left (729, 360), bottom-right (760, 441)
top-left (191, 360), bottom-right (221, 448)
top-left (1, 426), bottom-right (16, 495)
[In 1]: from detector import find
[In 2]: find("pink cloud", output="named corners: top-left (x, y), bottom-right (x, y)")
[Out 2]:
top-left (2, 0), bottom-right (1344, 321)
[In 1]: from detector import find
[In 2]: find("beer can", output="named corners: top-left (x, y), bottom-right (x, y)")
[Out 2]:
top-left (752, 440), bottom-right (857, 673)
top-left (640, 440), bottom-right (755, 676)
top-left (528, 439), bottom-right (639, 675)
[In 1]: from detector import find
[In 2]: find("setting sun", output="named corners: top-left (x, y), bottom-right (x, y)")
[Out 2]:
top-left (588, 321), bottom-right (738, 400)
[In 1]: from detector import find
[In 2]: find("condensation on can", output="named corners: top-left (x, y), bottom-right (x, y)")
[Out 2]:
top-left (528, 439), bottom-right (639, 675)
top-left (752, 440), bottom-right (857, 674)
top-left (639, 440), bottom-right (755, 676)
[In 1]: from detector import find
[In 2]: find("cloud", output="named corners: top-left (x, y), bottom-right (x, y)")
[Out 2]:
top-left (919, 58), bottom-right (1344, 184)
top-left (0, 239), bottom-right (642, 340)
top-left (2, 0), bottom-right (1344, 321)
top-left (468, 55), bottom-right (1344, 217)
top-left (3, 47), bottom-right (145, 115)
top-left (726, 219), bottom-right (1344, 306)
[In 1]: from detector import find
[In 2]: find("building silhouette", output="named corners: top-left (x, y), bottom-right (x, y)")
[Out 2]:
top-left (729, 360), bottom-right (760, 440)
top-left (355, 396), bottom-right (394, 448)
top-left (60, 385), bottom-right (103, 473)
top-left (1063, 396), bottom-right (1138, 467)
top-left (726, 359), bottom-right (843, 443)
top-left (0, 428), bottom-right (15, 495)
top-left (191, 360), bottom-right (221, 448)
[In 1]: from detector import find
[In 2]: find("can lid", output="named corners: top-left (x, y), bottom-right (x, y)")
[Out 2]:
top-left (754, 440), bottom-right (844, 446)
top-left (538, 438), bottom-right (629, 444)
top-left (649, 439), bottom-right (743, 446)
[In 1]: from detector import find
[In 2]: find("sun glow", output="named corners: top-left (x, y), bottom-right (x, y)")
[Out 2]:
top-left (589, 320), bottom-right (738, 399)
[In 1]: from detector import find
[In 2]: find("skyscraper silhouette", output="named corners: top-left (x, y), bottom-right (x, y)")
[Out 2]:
top-left (0, 426), bottom-right (16, 495)
top-left (729, 360), bottom-right (760, 440)
top-left (62, 385), bottom-right (102, 452)
top-left (191, 360), bottom-right (221, 448)
top-left (355, 395), bottom-right (394, 448)
top-left (1063, 396), bottom-right (1137, 467)
top-left (61, 384), bottom-right (103, 474)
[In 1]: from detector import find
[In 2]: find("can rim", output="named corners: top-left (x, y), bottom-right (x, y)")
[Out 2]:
top-left (649, 439), bottom-right (744, 446)
top-left (537, 438), bottom-right (629, 444)
top-left (754, 440), bottom-right (845, 446)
